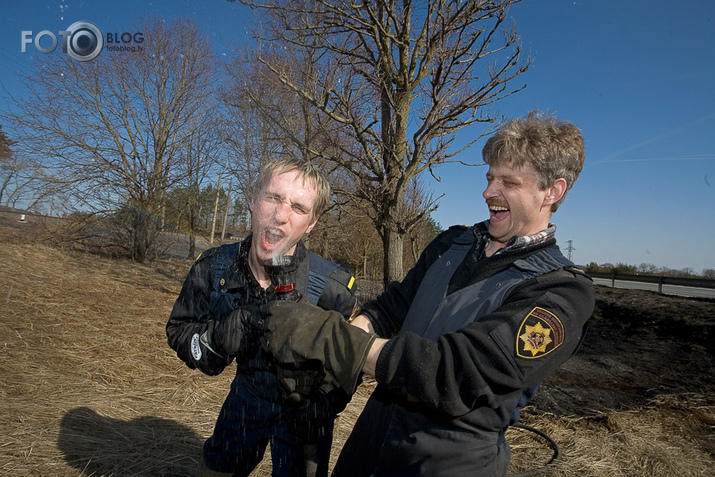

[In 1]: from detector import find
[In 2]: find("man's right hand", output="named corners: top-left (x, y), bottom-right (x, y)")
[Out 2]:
top-left (211, 305), bottom-right (262, 359)
top-left (211, 311), bottom-right (245, 357)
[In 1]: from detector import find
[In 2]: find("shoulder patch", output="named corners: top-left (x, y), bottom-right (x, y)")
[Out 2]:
top-left (516, 307), bottom-right (565, 359)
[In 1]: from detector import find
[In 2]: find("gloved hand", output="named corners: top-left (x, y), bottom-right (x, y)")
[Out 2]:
top-left (211, 304), bottom-right (262, 361)
top-left (284, 387), bottom-right (349, 443)
top-left (262, 300), bottom-right (377, 394)
top-left (275, 361), bottom-right (326, 403)
top-left (239, 304), bottom-right (265, 355)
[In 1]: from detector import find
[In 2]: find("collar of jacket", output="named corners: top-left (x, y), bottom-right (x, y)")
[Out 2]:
top-left (473, 220), bottom-right (557, 256)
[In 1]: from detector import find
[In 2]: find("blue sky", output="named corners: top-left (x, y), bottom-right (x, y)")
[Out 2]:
top-left (1, 1), bottom-right (714, 272)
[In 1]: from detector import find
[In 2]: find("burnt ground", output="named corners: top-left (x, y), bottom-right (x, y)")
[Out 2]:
top-left (532, 285), bottom-right (715, 417)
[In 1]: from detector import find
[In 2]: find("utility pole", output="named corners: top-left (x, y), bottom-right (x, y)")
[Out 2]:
top-left (210, 173), bottom-right (222, 244)
top-left (221, 178), bottom-right (232, 240)
top-left (565, 240), bottom-right (575, 262)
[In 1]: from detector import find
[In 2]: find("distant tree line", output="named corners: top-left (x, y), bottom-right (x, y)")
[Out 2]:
top-left (585, 262), bottom-right (715, 279)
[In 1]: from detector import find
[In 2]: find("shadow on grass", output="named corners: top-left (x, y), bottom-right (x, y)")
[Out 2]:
top-left (58, 406), bottom-right (202, 476)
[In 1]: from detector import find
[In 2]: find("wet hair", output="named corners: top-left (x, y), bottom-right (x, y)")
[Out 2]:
top-left (253, 158), bottom-right (331, 219)
top-left (482, 110), bottom-right (585, 211)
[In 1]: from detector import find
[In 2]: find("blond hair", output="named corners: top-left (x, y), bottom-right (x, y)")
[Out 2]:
top-left (254, 158), bottom-right (331, 219)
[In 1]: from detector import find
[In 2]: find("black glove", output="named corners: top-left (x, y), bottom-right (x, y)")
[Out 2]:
top-left (211, 304), bottom-right (262, 361)
top-left (239, 304), bottom-right (265, 359)
top-left (275, 361), bottom-right (327, 403)
top-left (262, 300), bottom-right (376, 394)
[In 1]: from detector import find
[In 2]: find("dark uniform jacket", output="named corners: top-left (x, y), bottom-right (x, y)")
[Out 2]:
top-left (166, 235), bottom-right (358, 473)
top-left (333, 222), bottom-right (594, 477)
top-left (166, 235), bottom-right (358, 378)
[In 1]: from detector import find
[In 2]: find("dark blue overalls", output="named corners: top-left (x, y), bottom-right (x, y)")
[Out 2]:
top-left (203, 242), bottom-right (342, 477)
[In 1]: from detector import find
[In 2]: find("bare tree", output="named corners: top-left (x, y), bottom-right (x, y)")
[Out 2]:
top-left (176, 115), bottom-right (224, 258)
top-left (0, 126), bottom-right (22, 205)
top-left (5, 18), bottom-right (218, 261)
top-left (0, 127), bottom-right (63, 213)
top-left (321, 200), bottom-right (384, 279)
top-left (220, 73), bottom-right (281, 208)
top-left (221, 53), bottom-right (349, 210)
top-left (403, 178), bottom-right (441, 268)
top-left (0, 126), bottom-right (12, 160)
top-left (237, 0), bottom-right (529, 285)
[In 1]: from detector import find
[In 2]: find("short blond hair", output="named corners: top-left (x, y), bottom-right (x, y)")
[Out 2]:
top-left (482, 111), bottom-right (585, 211)
top-left (254, 158), bottom-right (331, 219)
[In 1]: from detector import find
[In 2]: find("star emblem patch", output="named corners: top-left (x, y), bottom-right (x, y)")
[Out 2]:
top-left (516, 306), bottom-right (565, 359)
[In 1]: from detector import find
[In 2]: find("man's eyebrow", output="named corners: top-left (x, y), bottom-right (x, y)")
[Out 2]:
top-left (486, 171), bottom-right (520, 180)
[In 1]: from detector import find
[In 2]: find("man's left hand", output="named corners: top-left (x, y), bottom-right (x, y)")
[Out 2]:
top-left (284, 387), bottom-right (349, 443)
top-left (275, 361), bottom-right (326, 403)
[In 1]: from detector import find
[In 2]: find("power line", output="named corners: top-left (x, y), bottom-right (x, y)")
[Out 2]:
top-left (0, 45), bottom-right (37, 75)
top-left (565, 240), bottom-right (575, 262)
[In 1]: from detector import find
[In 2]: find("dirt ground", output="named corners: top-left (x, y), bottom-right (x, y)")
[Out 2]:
top-left (532, 285), bottom-right (715, 417)
top-left (1, 213), bottom-right (714, 476)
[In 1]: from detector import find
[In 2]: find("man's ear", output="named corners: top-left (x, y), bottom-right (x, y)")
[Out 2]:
top-left (305, 216), bottom-right (319, 234)
top-left (543, 178), bottom-right (568, 207)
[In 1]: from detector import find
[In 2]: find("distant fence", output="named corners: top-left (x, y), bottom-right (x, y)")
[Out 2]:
top-left (588, 272), bottom-right (715, 295)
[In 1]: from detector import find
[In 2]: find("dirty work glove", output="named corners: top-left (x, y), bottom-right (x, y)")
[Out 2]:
top-left (262, 300), bottom-right (376, 395)
top-left (275, 361), bottom-right (326, 403)
top-left (284, 387), bottom-right (349, 443)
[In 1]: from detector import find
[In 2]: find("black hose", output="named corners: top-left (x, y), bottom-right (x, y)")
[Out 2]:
top-left (507, 422), bottom-right (561, 477)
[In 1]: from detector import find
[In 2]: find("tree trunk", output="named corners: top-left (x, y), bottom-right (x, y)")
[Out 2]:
top-left (381, 224), bottom-right (404, 289)
top-left (132, 208), bottom-right (149, 263)
top-left (210, 173), bottom-right (222, 245)
top-left (221, 178), bottom-right (232, 240)
top-left (188, 206), bottom-right (197, 260)
top-left (362, 244), bottom-right (368, 279)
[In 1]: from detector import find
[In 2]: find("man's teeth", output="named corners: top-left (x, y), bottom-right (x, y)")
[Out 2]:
top-left (265, 229), bottom-right (284, 245)
top-left (490, 206), bottom-right (508, 211)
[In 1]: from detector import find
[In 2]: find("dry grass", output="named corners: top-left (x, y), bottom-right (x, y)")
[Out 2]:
top-left (508, 395), bottom-right (715, 476)
top-left (1, 219), bottom-right (714, 476)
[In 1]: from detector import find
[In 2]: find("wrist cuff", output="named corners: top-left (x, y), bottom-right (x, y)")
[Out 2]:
top-left (372, 337), bottom-right (396, 384)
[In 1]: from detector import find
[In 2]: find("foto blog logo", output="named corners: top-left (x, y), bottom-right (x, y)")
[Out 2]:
top-left (21, 21), bottom-right (104, 61)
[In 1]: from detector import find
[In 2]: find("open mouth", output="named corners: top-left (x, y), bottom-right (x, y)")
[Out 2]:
top-left (263, 228), bottom-right (284, 248)
top-left (488, 201), bottom-right (510, 221)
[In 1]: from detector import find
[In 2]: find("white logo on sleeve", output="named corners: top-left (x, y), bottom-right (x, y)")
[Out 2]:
top-left (190, 333), bottom-right (202, 361)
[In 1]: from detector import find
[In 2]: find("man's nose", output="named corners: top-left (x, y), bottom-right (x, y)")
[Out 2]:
top-left (483, 183), bottom-right (495, 200)
top-left (273, 201), bottom-right (291, 223)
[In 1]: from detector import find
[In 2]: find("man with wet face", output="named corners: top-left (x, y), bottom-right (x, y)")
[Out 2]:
top-left (166, 158), bottom-right (358, 477)
top-left (261, 112), bottom-right (595, 476)
top-left (248, 164), bottom-right (320, 287)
